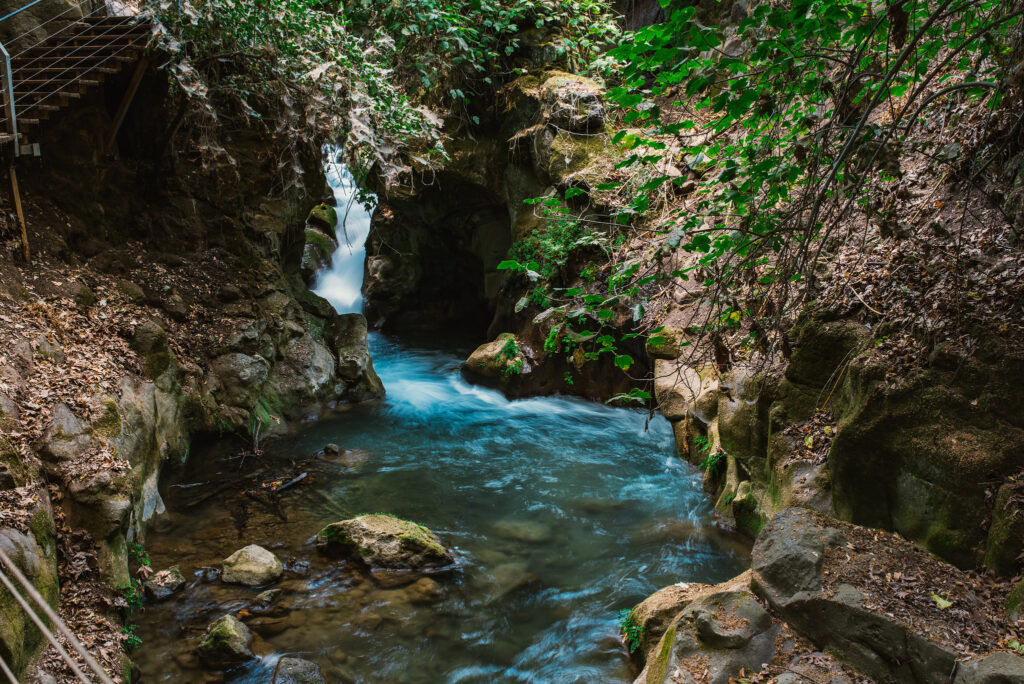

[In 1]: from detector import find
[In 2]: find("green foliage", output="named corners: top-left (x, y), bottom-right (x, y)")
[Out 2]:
top-left (145, 0), bottom-right (443, 185)
top-left (618, 608), bottom-right (644, 654)
top-left (121, 624), bottom-right (143, 651)
top-left (504, 214), bottom-right (598, 282)
top-left (499, 336), bottom-right (525, 376)
top-left (127, 542), bottom-right (150, 568)
top-left (551, 0), bottom-right (1020, 375)
top-left (346, 0), bottom-right (619, 104)
top-left (116, 579), bottom-right (144, 612)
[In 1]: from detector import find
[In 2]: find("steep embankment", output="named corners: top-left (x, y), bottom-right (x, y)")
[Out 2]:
top-left (0, 61), bottom-right (381, 680)
top-left (356, 2), bottom-right (1024, 681)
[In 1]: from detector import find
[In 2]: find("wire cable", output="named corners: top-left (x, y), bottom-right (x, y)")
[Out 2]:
top-left (15, 20), bottom-right (144, 107)
top-left (0, 649), bottom-right (18, 684)
top-left (0, 545), bottom-right (115, 684)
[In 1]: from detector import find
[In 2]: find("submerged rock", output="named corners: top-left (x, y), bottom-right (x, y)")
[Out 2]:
top-left (316, 514), bottom-right (453, 570)
top-left (274, 656), bottom-right (326, 684)
top-left (145, 566), bottom-right (186, 601)
top-left (221, 544), bottom-right (283, 586)
top-left (490, 519), bottom-right (552, 544)
top-left (197, 614), bottom-right (253, 666)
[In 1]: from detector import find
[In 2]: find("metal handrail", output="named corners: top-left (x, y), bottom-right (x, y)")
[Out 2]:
top-left (0, 40), bottom-right (17, 155)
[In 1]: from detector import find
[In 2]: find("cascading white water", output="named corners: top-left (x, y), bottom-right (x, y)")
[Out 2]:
top-left (312, 158), bottom-right (375, 315)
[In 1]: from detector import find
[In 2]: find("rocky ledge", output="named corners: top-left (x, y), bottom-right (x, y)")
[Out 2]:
top-left (629, 508), bottom-right (1024, 684)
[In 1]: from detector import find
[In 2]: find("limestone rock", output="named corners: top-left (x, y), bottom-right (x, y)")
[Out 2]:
top-left (316, 515), bottom-right (453, 570)
top-left (653, 358), bottom-right (705, 421)
top-left (301, 226), bottom-right (338, 283)
top-left (306, 203), bottom-right (338, 235)
top-left (222, 545), bottom-right (283, 586)
top-left (953, 652), bottom-right (1024, 683)
top-left (634, 588), bottom-right (777, 684)
top-left (274, 657), bottom-right (326, 684)
top-left (197, 614), bottom-right (253, 666)
top-left (540, 72), bottom-right (605, 133)
top-left (209, 353), bottom-right (270, 408)
top-left (462, 333), bottom-right (525, 391)
top-left (751, 508), bottom-right (1016, 683)
top-left (145, 566), bottom-right (186, 601)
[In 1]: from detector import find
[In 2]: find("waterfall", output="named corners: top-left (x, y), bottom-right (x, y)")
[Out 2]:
top-left (312, 158), bottom-right (375, 315)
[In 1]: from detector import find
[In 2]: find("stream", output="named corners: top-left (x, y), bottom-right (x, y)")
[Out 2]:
top-left (132, 162), bottom-right (750, 683)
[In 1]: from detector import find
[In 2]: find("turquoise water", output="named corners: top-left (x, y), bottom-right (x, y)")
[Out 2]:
top-left (135, 335), bottom-right (749, 683)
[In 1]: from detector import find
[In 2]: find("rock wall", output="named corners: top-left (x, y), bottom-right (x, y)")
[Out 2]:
top-left (659, 313), bottom-right (1024, 577)
top-left (0, 60), bottom-right (382, 677)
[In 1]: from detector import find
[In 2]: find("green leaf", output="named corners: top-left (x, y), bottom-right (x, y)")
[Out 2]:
top-left (614, 354), bottom-right (634, 371)
top-left (930, 593), bottom-right (953, 610)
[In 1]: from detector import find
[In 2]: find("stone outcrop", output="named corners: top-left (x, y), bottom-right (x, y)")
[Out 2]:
top-left (631, 509), bottom-right (1024, 684)
top-left (751, 508), bottom-right (1024, 683)
top-left (316, 515), bottom-right (453, 570)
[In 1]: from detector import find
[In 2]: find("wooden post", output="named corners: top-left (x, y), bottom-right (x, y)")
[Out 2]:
top-left (9, 162), bottom-right (27, 263)
top-left (104, 57), bottom-right (149, 157)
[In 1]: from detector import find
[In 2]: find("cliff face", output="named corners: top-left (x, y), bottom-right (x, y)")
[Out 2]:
top-left (0, 56), bottom-right (381, 678)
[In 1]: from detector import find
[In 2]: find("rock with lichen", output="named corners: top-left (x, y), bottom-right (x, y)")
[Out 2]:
top-left (316, 514), bottom-right (453, 570)
top-left (221, 544), bottom-right (283, 586)
top-left (196, 614), bottom-right (253, 666)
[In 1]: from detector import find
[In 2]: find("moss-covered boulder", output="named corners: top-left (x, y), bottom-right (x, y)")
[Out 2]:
top-left (539, 71), bottom-right (605, 133)
top-left (316, 514), bottom-right (453, 570)
top-left (306, 203), bottom-right (337, 237)
top-left (197, 614), bottom-right (254, 666)
top-left (221, 544), bottom-right (283, 586)
top-left (300, 226), bottom-right (338, 284)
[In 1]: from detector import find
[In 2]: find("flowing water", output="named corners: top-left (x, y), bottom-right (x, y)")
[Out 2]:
top-left (133, 164), bottom-right (750, 683)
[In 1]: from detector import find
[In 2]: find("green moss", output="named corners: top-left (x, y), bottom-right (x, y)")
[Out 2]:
top-left (90, 398), bottom-right (122, 440)
top-left (1005, 580), bottom-right (1024, 619)
top-left (548, 129), bottom-right (616, 186)
top-left (647, 625), bottom-right (676, 684)
top-left (306, 204), bottom-right (338, 238)
top-left (304, 227), bottom-right (335, 261)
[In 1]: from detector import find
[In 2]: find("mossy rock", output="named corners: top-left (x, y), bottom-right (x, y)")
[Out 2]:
top-left (1005, 580), bottom-right (1024, 621)
top-left (316, 514), bottom-right (453, 570)
top-left (197, 614), bottom-right (253, 666)
top-left (646, 326), bottom-right (689, 360)
top-left (89, 398), bottom-right (122, 441)
top-left (462, 333), bottom-right (525, 391)
top-left (983, 483), bottom-right (1024, 577)
top-left (547, 129), bottom-right (617, 190)
top-left (306, 204), bottom-right (338, 238)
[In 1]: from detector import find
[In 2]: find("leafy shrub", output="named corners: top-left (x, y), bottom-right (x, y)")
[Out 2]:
top-left (618, 608), bottom-right (644, 654)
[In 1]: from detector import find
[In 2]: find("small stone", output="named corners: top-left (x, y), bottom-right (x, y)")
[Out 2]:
top-left (197, 614), bottom-right (253, 666)
top-left (222, 545), bottom-right (283, 586)
top-left (323, 443), bottom-right (341, 455)
top-left (145, 565), bottom-right (186, 601)
top-left (34, 335), bottom-right (65, 363)
top-left (274, 656), bottom-right (326, 684)
top-left (70, 284), bottom-right (95, 308)
top-left (255, 588), bottom-right (281, 606)
top-left (162, 294), bottom-right (188, 321)
top-left (117, 280), bottom-right (146, 304)
top-left (217, 284), bottom-right (243, 302)
top-left (405, 577), bottom-right (443, 604)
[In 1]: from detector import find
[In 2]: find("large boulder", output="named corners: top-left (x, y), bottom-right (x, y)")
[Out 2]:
top-left (197, 614), bottom-right (253, 666)
top-left (751, 508), bottom-right (1024, 683)
top-left (540, 72), bottom-right (605, 133)
top-left (221, 544), bottom-right (283, 586)
top-left (316, 514), bottom-right (453, 570)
